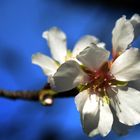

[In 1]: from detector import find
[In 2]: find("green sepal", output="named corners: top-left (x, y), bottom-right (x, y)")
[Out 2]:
top-left (111, 80), bottom-right (128, 87)
top-left (116, 81), bottom-right (128, 86)
top-left (77, 84), bottom-right (89, 92)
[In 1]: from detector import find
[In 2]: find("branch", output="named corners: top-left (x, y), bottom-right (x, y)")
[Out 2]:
top-left (0, 89), bottom-right (39, 101)
top-left (0, 84), bottom-right (79, 105)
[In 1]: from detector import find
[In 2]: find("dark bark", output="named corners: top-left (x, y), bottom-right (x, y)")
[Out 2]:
top-left (0, 84), bottom-right (79, 104)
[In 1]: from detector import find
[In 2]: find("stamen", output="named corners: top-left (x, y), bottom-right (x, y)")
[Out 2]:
top-left (98, 88), bottom-right (101, 92)
top-left (104, 78), bottom-right (107, 81)
top-left (111, 85), bottom-right (117, 87)
top-left (84, 62), bottom-right (126, 104)
top-left (103, 96), bottom-right (110, 105)
top-left (94, 76), bottom-right (98, 79)
top-left (103, 88), bottom-right (106, 93)
top-left (108, 82), bottom-right (112, 85)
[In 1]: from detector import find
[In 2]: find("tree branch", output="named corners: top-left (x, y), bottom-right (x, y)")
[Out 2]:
top-left (0, 84), bottom-right (79, 105)
top-left (0, 89), bottom-right (39, 101)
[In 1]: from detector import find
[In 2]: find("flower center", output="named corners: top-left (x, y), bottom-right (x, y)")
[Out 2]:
top-left (84, 63), bottom-right (113, 95)
top-left (81, 62), bottom-right (127, 98)
top-left (89, 72), bottom-right (113, 93)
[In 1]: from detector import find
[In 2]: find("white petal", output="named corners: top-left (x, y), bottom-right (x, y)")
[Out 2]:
top-left (81, 94), bottom-right (100, 136)
top-left (111, 48), bottom-right (140, 81)
top-left (72, 35), bottom-right (99, 57)
top-left (32, 53), bottom-right (58, 76)
top-left (75, 90), bottom-right (89, 112)
top-left (42, 27), bottom-right (67, 64)
top-left (52, 60), bottom-right (86, 92)
top-left (109, 87), bottom-right (140, 126)
top-left (96, 42), bottom-right (106, 49)
top-left (97, 100), bottom-right (113, 137)
top-left (112, 16), bottom-right (134, 57)
top-left (130, 14), bottom-right (140, 39)
top-left (81, 94), bottom-right (113, 137)
top-left (77, 46), bottom-right (110, 70)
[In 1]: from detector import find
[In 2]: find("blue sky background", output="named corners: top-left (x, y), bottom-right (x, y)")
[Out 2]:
top-left (0, 0), bottom-right (140, 140)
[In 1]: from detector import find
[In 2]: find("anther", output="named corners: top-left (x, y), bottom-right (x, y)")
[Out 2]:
top-left (111, 85), bottom-right (117, 87)
top-left (108, 82), bottom-right (112, 85)
top-left (94, 76), bottom-right (97, 79)
top-left (104, 78), bottom-right (107, 81)
top-left (98, 88), bottom-right (101, 92)
top-left (103, 88), bottom-right (106, 92)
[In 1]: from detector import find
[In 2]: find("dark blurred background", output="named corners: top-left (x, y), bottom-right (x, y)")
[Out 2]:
top-left (0, 0), bottom-right (140, 140)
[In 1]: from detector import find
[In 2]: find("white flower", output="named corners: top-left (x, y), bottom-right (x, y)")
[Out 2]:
top-left (52, 14), bottom-right (140, 137)
top-left (32, 27), bottom-right (104, 79)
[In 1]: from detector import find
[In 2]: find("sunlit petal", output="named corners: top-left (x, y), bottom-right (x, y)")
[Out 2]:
top-left (81, 94), bottom-right (100, 137)
top-left (72, 35), bottom-right (99, 57)
top-left (32, 53), bottom-right (58, 76)
top-left (77, 46), bottom-right (110, 70)
top-left (109, 87), bottom-right (140, 126)
top-left (42, 27), bottom-right (67, 64)
top-left (75, 90), bottom-right (89, 112)
top-left (52, 60), bottom-right (86, 92)
top-left (112, 16), bottom-right (134, 57)
top-left (111, 48), bottom-right (140, 81)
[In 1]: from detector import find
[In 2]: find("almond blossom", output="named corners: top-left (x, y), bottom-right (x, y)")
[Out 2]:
top-left (32, 27), bottom-right (104, 80)
top-left (51, 14), bottom-right (140, 137)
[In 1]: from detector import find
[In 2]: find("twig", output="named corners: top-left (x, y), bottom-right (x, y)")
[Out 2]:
top-left (0, 89), bottom-right (39, 101)
top-left (0, 84), bottom-right (79, 105)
